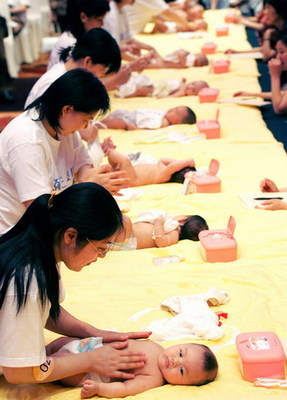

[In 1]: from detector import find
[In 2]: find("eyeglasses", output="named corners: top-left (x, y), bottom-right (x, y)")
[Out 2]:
top-left (86, 238), bottom-right (114, 257)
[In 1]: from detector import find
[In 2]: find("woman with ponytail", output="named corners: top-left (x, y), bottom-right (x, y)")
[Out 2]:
top-left (0, 182), bottom-right (149, 384)
top-left (25, 28), bottom-right (122, 108)
top-left (0, 68), bottom-right (130, 234)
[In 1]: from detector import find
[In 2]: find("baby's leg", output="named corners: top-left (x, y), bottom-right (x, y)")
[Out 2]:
top-left (152, 21), bottom-right (168, 33)
top-left (46, 336), bottom-right (79, 356)
top-left (157, 158), bottom-right (195, 182)
top-left (101, 118), bottom-right (129, 130)
top-left (81, 379), bottom-right (99, 399)
top-left (107, 149), bottom-right (139, 185)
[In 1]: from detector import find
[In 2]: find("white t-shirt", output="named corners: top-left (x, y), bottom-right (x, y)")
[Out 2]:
top-left (25, 63), bottom-right (67, 108)
top-left (0, 267), bottom-right (65, 368)
top-left (47, 31), bottom-right (76, 71)
top-left (0, 109), bottom-right (92, 233)
top-left (126, 0), bottom-right (168, 35)
top-left (103, 1), bottom-right (132, 44)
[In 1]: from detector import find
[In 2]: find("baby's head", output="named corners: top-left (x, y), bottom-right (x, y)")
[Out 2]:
top-left (185, 80), bottom-right (209, 95)
top-left (187, 5), bottom-right (205, 21)
top-left (194, 54), bottom-right (209, 67)
top-left (179, 215), bottom-right (209, 241)
top-left (158, 343), bottom-right (218, 386)
top-left (165, 106), bottom-right (196, 125)
top-left (169, 166), bottom-right (196, 183)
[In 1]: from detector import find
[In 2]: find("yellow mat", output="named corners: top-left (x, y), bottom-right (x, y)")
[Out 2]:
top-left (1, 9), bottom-right (287, 400)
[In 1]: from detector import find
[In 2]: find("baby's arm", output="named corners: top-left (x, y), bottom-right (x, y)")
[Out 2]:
top-left (81, 375), bottom-right (161, 398)
top-left (101, 118), bottom-right (138, 130)
top-left (152, 217), bottom-right (179, 247)
top-left (166, 80), bottom-right (187, 98)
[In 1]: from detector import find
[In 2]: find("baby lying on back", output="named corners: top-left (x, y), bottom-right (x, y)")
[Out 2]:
top-left (47, 337), bottom-right (218, 398)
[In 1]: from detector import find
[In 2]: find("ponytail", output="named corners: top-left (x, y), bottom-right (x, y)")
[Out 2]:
top-left (0, 183), bottom-right (123, 321)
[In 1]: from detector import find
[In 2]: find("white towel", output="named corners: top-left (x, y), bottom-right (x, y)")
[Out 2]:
top-left (146, 288), bottom-right (229, 341)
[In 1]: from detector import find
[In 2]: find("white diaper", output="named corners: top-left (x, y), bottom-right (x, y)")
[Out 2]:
top-left (134, 210), bottom-right (179, 233)
top-left (152, 79), bottom-right (181, 97)
top-left (164, 21), bottom-right (177, 33)
top-left (118, 73), bottom-right (153, 98)
top-left (59, 337), bottom-right (111, 385)
top-left (185, 53), bottom-right (196, 67)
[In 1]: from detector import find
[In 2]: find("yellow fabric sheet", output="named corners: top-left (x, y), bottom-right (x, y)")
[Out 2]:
top-left (1, 9), bottom-right (287, 400)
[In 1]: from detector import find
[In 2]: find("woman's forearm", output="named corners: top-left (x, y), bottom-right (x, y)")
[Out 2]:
top-left (45, 306), bottom-right (102, 338)
top-left (271, 75), bottom-right (287, 114)
top-left (3, 352), bottom-right (91, 384)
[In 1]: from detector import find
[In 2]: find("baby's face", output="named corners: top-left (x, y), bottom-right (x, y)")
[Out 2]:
top-left (166, 106), bottom-right (188, 125)
top-left (158, 344), bottom-right (207, 385)
top-left (185, 81), bottom-right (208, 96)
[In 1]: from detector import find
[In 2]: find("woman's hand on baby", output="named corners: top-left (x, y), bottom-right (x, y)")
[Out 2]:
top-left (130, 56), bottom-right (150, 72)
top-left (255, 199), bottom-right (287, 210)
top-left (89, 344), bottom-right (147, 379)
top-left (99, 329), bottom-right (152, 343)
top-left (85, 167), bottom-right (130, 195)
top-left (260, 178), bottom-right (279, 192)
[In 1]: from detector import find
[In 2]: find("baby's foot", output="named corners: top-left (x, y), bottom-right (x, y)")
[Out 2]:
top-left (81, 379), bottom-right (99, 399)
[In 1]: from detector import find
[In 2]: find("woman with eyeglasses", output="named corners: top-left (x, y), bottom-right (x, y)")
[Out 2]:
top-left (0, 182), bottom-right (150, 385)
top-left (0, 69), bottom-right (130, 234)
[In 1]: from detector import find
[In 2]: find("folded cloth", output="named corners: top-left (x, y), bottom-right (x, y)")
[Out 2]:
top-left (161, 288), bottom-right (230, 314)
top-left (134, 210), bottom-right (179, 233)
top-left (146, 288), bottom-right (229, 341)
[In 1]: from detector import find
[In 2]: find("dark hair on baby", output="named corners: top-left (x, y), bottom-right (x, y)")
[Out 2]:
top-left (179, 215), bottom-right (209, 241)
top-left (193, 344), bottom-right (218, 386)
top-left (182, 106), bottom-right (197, 124)
top-left (169, 166), bottom-right (196, 183)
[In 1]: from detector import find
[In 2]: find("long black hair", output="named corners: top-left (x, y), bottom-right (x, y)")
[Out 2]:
top-left (60, 28), bottom-right (121, 75)
top-left (25, 69), bottom-right (110, 133)
top-left (264, 0), bottom-right (287, 22)
top-left (66, 0), bottom-right (110, 39)
top-left (0, 183), bottom-right (123, 321)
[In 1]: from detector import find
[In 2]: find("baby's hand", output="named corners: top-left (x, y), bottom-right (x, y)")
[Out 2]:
top-left (101, 137), bottom-right (116, 154)
top-left (255, 199), bottom-right (287, 210)
top-left (81, 379), bottom-right (99, 399)
top-left (260, 178), bottom-right (279, 192)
